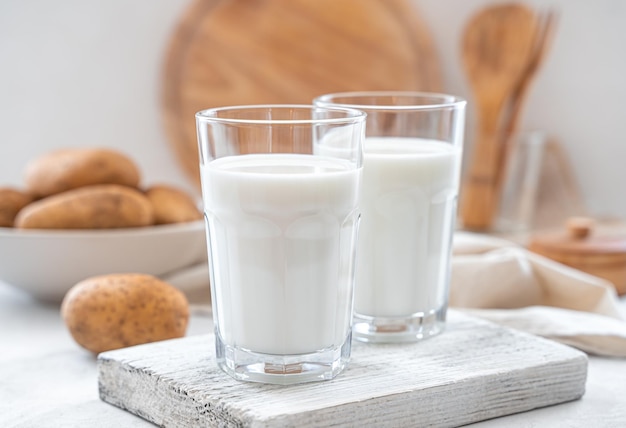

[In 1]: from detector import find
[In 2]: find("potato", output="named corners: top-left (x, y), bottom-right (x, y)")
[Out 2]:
top-left (145, 185), bottom-right (202, 225)
top-left (61, 274), bottom-right (189, 354)
top-left (24, 148), bottom-right (141, 198)
top-left (14, 184), bottom-right (154, 229)
top-left (0, 187), bottom-right (33, 227)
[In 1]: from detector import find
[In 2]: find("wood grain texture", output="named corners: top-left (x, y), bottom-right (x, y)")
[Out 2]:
top-left (528, 217), bottom-right (626, 296)
top-left (459, 4), bottom-right (537, 231)
top-left (496, 10), bottom-right (558, 194)
top-left (161, 0), bottom-right (442, 186)
top-left (98, 311), bottom-right (588, 427)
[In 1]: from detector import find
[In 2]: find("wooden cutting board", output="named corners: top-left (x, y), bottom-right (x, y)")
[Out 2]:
top-left (162, 0), bottom-right (442, 186)
top-left (98, 311), bottom-right (587, 427)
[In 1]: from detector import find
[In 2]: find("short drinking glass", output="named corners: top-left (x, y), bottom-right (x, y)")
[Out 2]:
top-left (314, 92), bottom-right (466, 343)
top-left (196, 105), bottom-right (366, 384)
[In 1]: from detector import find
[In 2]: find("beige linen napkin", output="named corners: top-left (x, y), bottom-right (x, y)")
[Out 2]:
top-left (451, 232), bottom-right (626, 357)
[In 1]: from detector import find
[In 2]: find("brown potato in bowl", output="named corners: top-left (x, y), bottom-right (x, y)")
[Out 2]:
top-left (24, 147), bottom-right (141, 198)
top-left (145, 184), bottom-right (202, 225)
top-left (14, 184), bottom-right (154, 229)
top-left (0, 187), bottom-right (33, 227)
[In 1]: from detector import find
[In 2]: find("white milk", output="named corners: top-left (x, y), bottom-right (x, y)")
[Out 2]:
top-left (355, 137), bottom-right (461, 317)
top-left (201, 154), bottom-right (360, 355)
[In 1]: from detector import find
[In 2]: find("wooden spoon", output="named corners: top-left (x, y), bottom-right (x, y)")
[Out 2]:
top-left (495, 9), bottom-right (558, 193)
top-left (459, 3), bottom-right (537, 231)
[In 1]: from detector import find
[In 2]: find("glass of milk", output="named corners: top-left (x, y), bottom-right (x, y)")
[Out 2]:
top-left (196, 105), bottom-right (366, 384)
top-left (314, 92), bottom-right (466, 343)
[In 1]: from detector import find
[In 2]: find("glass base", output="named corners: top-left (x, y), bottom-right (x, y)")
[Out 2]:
top-left (215, 331), bottom-right (352, 385)
top-left (352, 306), bottom-right (447, 343)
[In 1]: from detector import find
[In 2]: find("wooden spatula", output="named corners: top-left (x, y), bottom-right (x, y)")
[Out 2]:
top-left (496, 9), bottom-right (558, 194)
top-left (459, 3), bottom-right (537, 231)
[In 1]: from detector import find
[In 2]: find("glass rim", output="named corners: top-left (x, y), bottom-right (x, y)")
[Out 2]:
top-left (313, 91), bottom-right (466, 111)
top-left (195, 104), bottom-right (367, 125)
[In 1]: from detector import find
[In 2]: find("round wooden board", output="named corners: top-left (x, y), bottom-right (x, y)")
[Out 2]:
top-left (162, 0), bottom-right (442, 186)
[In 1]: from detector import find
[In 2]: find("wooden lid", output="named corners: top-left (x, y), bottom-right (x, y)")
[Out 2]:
top-left (528, 217), bottom-right (626, 257)
top-left (161, 0), bottom-right (442, 187)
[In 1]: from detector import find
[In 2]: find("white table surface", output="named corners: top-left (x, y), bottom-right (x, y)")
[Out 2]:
top-left (2, 280), bottom-right (625, 428)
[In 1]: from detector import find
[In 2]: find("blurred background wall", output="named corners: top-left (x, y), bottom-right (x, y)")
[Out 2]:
top-left (1, 0), bottom-right (624, 219)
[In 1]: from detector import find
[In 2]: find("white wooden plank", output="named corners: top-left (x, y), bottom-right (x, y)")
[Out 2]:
top-left (97, 310), bottom-right (588, 427)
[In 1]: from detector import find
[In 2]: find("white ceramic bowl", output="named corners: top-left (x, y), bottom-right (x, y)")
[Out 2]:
top-left (0, 220), bottom-right (208, 302)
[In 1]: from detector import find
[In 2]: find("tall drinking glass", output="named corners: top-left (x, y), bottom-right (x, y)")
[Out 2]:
top-left (314, 92), bottom-right (466, 343)
top-left (196, 105), bottom-right (366, 384)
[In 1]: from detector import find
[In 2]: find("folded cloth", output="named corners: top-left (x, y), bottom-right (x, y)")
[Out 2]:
top-left (451, 232), bottom-right (626, 357)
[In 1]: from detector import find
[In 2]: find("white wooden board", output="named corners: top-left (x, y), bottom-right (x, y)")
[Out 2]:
top-left (97, 311), bottom-right (588, 427)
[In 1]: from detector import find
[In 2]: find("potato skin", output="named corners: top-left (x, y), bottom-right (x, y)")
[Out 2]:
top-left (14, 184), bottom-right (154, 229)
top-left (0, 187), bottom-right (33, 227)
top-left (145, 185), bottom-right (202, 225)
top-left (24, 148), bottom-right (141, 198)
top-left (61, 274), bottom-right (189, 354)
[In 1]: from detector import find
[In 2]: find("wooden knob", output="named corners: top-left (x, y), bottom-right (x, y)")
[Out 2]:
top-left (566, 217), bottom-right (594, 240)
